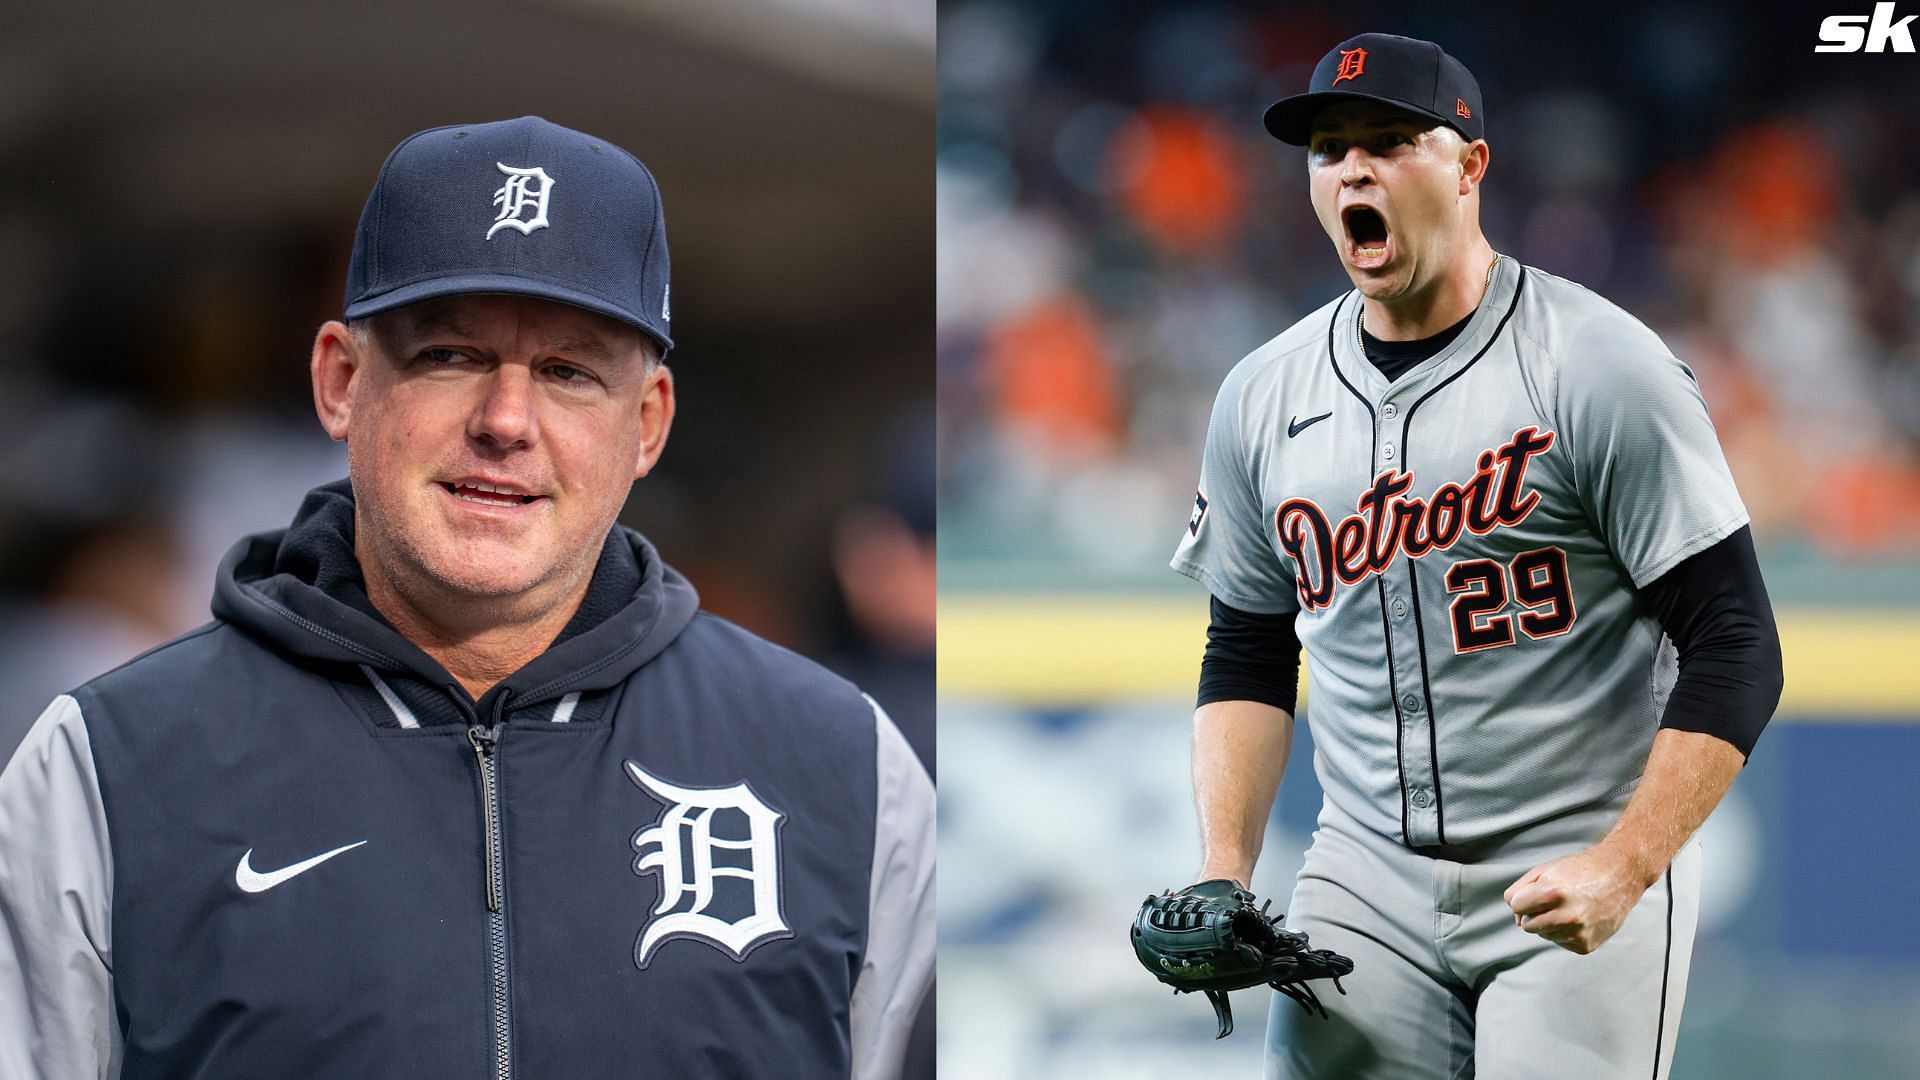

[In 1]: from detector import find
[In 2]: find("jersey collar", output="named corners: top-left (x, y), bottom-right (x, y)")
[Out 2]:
top-left (1329, 256), bottom-right (1524, 406)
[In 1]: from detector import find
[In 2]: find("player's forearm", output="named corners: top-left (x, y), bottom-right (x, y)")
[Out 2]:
top-left (1191, 699), bottom-right (1294, 885)
top-left (1597, 728), bottom-right (1745, 888)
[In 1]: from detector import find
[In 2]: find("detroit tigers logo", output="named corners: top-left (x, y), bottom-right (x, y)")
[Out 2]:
top-left (488, 163), bottom-right (554, 240)
top-left (1276, 426), bottom-right (1556, 610)
top-left (1332, 47), bottom-right (1368, 84)
top-left (624, 761), bottom-right (792, 968)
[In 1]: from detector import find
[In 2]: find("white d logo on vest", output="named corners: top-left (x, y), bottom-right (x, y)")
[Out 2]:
top-left (624, 760), bottom-right (791, 968)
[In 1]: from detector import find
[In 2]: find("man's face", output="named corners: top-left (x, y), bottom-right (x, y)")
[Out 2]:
top-left (1306, 101), bottom-right (1481, 303)
top-left (316, 294), bottom-right (672, 608)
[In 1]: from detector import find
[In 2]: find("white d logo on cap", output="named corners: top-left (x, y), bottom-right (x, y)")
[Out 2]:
top-left (488, 163), bottom-right (554, 240)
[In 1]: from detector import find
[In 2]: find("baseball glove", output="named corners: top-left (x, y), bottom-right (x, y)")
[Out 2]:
top-left (1131, 879), bottom-right (1354, 1038)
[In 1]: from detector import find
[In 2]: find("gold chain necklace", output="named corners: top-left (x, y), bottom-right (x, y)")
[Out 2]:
top-left (1357, 253), bottom-right (1501, 352)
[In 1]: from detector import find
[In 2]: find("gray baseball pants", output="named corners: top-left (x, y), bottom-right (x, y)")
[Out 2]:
top-left (1267, 800), bottom-right (1701, 1080)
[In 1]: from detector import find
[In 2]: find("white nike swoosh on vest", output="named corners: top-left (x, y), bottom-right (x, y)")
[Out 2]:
top-left (235, 840), bottom-right (368, 894)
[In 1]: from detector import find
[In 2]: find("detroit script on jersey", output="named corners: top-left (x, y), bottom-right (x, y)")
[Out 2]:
top-left (1277, 426), bottom-right (1555, 611)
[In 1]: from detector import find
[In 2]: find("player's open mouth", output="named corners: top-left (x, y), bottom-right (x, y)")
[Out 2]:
top-left (439, 481), bottom-right (542, 507)
top-left (1343, 206), bottom-right (1392, 270)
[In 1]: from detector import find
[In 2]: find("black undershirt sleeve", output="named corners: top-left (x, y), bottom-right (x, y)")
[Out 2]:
top-left (1197, 597), bottom-right (1301, 714)
top-left (1638, 525), bottom-right (1783, 758)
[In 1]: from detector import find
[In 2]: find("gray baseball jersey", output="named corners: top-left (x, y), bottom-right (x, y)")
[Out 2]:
top-left (1172, 259), bottom-right (1748, 849)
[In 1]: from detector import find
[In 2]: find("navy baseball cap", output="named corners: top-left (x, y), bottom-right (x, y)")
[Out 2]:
top-left (1263, 34), bottom-right (1484, 147)
top-left (344, 116), bottom-right (673, 354)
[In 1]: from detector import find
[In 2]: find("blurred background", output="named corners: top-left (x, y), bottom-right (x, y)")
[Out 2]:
top-left (0, 1), bottom-right (935, 1070)
top-left (937, 1), bottom-right (1920, 1077)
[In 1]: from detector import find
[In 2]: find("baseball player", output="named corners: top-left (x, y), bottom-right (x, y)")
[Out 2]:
top-left (0, 117), bottom-right (934, 1079)
top-left (1168, 35), bottom-right (1783, 1077)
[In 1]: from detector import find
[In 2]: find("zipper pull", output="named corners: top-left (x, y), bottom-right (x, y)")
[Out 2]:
top-left (468, 725), bottom-right (504, 913)
top-left (468, 724), bottom-right (497, 755)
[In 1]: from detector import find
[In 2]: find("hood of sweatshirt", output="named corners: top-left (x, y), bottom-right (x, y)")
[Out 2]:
top-left (211, 479), bottom-right (699, 724)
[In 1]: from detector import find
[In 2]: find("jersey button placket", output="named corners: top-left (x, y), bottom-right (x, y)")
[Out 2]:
top-left (1382, 425), bottom-right (1440, 847)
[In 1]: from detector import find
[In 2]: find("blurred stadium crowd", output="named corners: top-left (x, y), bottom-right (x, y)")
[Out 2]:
top-left (938, 0), bottom-right (1920, 575)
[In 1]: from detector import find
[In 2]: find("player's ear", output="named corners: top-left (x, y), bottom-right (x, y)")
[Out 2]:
top-left (1460, 139), bottom-right (1490, 196)
top-left (632, 360), bottom-right (675, 479)
top-left (311, 320), bottom-right (363, 442)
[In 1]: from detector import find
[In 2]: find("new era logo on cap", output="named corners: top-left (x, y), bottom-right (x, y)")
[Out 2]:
top-left (344, 116), bottom-right (674, 354)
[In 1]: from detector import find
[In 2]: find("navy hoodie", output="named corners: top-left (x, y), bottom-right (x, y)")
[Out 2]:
top-left (0, 481), bottom-right (935, 1079)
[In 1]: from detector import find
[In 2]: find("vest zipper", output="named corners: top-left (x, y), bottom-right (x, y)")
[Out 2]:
top-left (468, 718), bottom-right (511, 1080)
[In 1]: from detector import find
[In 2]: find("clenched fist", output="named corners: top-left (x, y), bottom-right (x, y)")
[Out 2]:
top-left (1503, 845), bottom-right (1651, 955)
